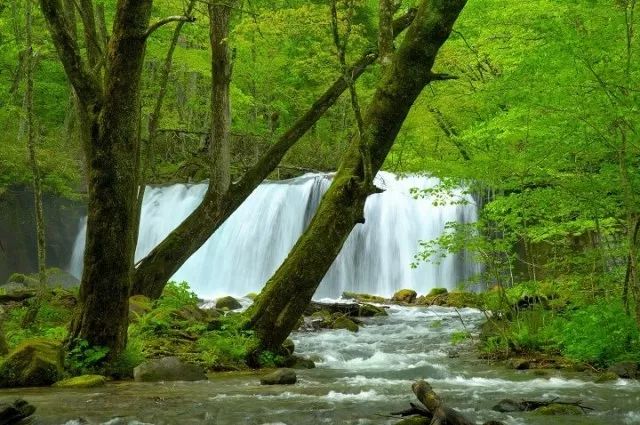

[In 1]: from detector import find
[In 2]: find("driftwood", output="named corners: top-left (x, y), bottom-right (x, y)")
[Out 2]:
top-left (391, 380), bottom-right (505, 425)
top-left (0, 399), bottom-right (36, 425)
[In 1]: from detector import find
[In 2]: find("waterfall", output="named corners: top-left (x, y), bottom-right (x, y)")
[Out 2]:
top-left (68, 172), bottom-right (479, 299)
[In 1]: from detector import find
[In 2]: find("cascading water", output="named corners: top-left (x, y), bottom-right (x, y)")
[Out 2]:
top-left (68, 172), bottom-right (479, 299)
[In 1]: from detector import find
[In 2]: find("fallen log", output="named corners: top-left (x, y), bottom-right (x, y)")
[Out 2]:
top-left (0, 399), bottom-right (36, 425)
top-left (391, 380), bottom-right (505, 425)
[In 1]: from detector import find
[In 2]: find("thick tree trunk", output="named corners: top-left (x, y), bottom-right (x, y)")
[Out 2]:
top-left (130, 10), bottom-right (418, 299)
top-left (247, 0), bottom-right (467, 351)
top-left (41, 0), bottom-right (154, 358)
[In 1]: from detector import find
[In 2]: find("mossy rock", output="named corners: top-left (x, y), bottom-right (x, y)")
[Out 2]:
top-left (281, 339), bottom-right (295, 356)
top-left (53, 374), bottom-right (106, 388)
top-left (396, 417), bottom-right (430, 425)
top-left (171, 304), bottom-right (209, 322)
top-left (244, 292), bottom-right (259, 300)
top-left (310, 310), bottom-right (332, 322)
top-left (215, 296), bottom-right (242, 311)
top-left (332, 316), bottom-right (359, 332)
top-left (129, 295), bottom-right (152, 322)
top-left (392, 289), bottom-right (417, 304)
top-left (358, 303), bottom-right (388, 317)
top-left (534, 404), bottom-right (583, 415)
top-left (427, 287), bottom-right (448, 297)
top-left (6, 273), bottom-right (27, 284)
top-left (341, 291), bottom-right (386, 304)
top-left (445, 291), bottom-right (481, 308)
top-left (0, 339), bottom-right (64, 388)
top-left (595, 371), bottom-right (620, 383)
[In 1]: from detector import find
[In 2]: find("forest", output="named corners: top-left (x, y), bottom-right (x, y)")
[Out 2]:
top-left (0, 0), bottom-right (639, 424)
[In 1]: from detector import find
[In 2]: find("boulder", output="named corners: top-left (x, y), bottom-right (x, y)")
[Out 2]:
top-left (492, 399), bottom-right (524, 413)
top-left (508, 358), bottom-right (530, 370)
top-left (133, 357), bottom-right (207, 382)
top-left (288, 356), bottom-right (316, 369)
top-left (426, 287), bottom-right (448, 297)
top-left (331, 316), bottom-right (359, 332)
top-left (392, 289), bottom-right (417, 304)
top-left (358, 303), bottom-right (388, 317)
top-left (215, 296), bottom-right (242, 311)
top-left (445, 291), bottom-right (481, 308)
top-left (595, 371), bottom-right (620, 383)
top-left (607, 361), bottom-right (639, 379)
top-left (0, 399), bottom-right (36, 424)
top-left (281, 339), bottom-right (295, 356)
top-left (53, 375), bottom-right (106, 388)
top-left (260, 368), bottom-right (297, 385)
top-left (0, 340), bottom-right (64, 388)
top-left (534, 404), bottom-right (582, 415)
top-left (244, 292), bottom-right (258, 300)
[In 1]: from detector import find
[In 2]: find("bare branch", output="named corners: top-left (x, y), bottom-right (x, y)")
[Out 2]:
top-left (145, 15), bottom-right (196, 39)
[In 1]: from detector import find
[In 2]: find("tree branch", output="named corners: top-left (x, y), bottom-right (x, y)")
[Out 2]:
top-left (144, 16), bottom-right (196, 39)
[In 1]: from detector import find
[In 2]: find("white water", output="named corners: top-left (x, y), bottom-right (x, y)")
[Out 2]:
top-left (68, 172), bottom-right (479, 299)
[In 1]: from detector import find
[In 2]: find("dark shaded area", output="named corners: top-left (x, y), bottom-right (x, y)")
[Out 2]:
top-left (0, 186), bottom-right (85, 282)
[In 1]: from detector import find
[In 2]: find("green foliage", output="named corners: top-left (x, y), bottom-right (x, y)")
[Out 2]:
top-left (65, 339), bottom-right (110, 375)
top-left (549, 301), bottom-right (640, 367)
top-left (450, 330), bottom-right (472, 345)
top-left (155, 281), bottom-right (200, 310)
top-left (107, 337), bottom-right (146, 379)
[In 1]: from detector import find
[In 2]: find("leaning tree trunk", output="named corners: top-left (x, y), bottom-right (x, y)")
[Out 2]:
top-left (40, 0), bottom-right (154, 358)
top-left (247, 0), bottom-right (467, 351)
top-left (130, 10), bottom-right (419, 299)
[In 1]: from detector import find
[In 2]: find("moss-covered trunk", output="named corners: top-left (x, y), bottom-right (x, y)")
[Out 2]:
top-left (39, 0), bottom-right (153, 358)
top-left (130, 10), bottom-right (419, 299)
top-left (247, 0), bottom-right (467, 351)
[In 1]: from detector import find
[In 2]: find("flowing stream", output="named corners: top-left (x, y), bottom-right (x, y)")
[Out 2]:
top-left (2, 303), bottom-right (640, 424)
top-left (68, 172), bottom-right (479, 299)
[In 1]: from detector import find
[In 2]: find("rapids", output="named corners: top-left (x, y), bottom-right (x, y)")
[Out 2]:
top-left (3, 303), bottom-right (640, 424)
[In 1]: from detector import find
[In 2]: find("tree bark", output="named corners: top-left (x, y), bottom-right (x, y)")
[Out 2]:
top-left (40, 0), bottom-right (153, 358)
top-left (21, 0), bottom-right (48, 328)
top-left (130, 9), bottom-right (418, 299)
top-left (247, 0), bottom-right (467, 351)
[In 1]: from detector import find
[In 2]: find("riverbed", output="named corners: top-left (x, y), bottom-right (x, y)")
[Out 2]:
top-left (2, 304), bottom-right (640, 424)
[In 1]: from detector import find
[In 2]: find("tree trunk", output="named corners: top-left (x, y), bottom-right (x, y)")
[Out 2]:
top-left (130, 9), bottom-right (418, 299)
top-left (39, 0), bottom-right (154, 359)
top-left (247, 0), bottom-right (467, 351)
top-left (21, 0), bottom-right (48, 328)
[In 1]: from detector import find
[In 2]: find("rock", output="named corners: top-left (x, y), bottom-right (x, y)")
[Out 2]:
top-left (331, 316), bottom-right (359, 332)
top-left (341, 291), bottom-right (386, 304)
top-left (427, 287), bottom-right (448, 297)
top-left (357, 303), bottom-right (388, 317)
top-left (171, 304), bottom-right (209, 322)
top-left (281, 339), bottom-right (295, 356)
top-left (392, 289), bottom-right (417, 304)
top-left (0, 340), bottom-right (64, 388)
top-left (534, 403), bottom-right (583, 415)
top-left (508, 358), bottom-right (530, 370)
top-left (492, 399), bottom-right (524, 413)
top-left (395, 417), bottom-right (430, 425)
top-left (133, 357), bottom-right (207, 382)
top-left (128, 295), bottom-right (152, 322)
top-left (260, 368), bottom-right (297, 385)
top-left (44, 268), bottom-right (80, 289)
top-left (290, 357), bottom-right (315, 369)
top-left (445, 291), bottom-right (482, 308)
top-left (53, 375), bottom-right (106, 388)
top-left (595, 371), bottom-right (620, 383)
top-left (244, 292), bottom-right (258, 300)
top-left (0, 399), bottom-right (36, 424)
top-left (215, 296), bottom-right (242, 311)
top-left (607, 361), bottom-right (639, 379)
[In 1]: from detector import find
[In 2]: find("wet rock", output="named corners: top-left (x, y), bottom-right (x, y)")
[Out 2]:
top-left (508, 358), bottom-right (530, 370)
top-left (492, 399), bottom-right (524, 413)
top-left (357, 303), bottom-right (388, 317)
top-left (215, 296), bottom-right (242, 311)
top-left (244, 292), bottom-right (258, 300)
top-left (260, 368), bottom-right (297, 385)
top-left (534, 403), bottom-right (582, 415)
top-left (133, 357), bottom-right (207, 382)
top-left (0, 399), bottom-right (36, 424)
top-left (595, 371), bottom-right (619, 383)
top-left (331, 316), bottom-right (359, 332)
top-left (289, 356), bottom-right (315, 369)
top-left (53, 374), bottom-right (106, 388)
top-left (392, 289), bottom-right (417, 304)
top-left (607, 361), bottom-right (639, 379)
top-left (281, 339), bottom-right (295, 356)
top-left (0, 340), bottom-right (64, 388)
top-left (426, 287), bottom-right (448, 297)
top-left (341, 291), bottom-right (386, 304)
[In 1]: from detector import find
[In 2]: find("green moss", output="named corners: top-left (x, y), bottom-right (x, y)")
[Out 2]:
top-left (534, 404), bottom-right (582, 415)
top-left (392, 289), bottom-right (417, 303)
top-left (0, 339), bottom-right (64, 388)
top-left (342, 291), bottom-right (386, 303)
top-left (332, 316), bottom-right (359, 332)
top-left (445, 291), bottom-right (481, 308)
top-left (395, 417), bottom-right (430, 425)
top-left (53, 374), bottom-right (106, 388)
top-left (427, 287), bottom-right (448, 297)
top-left (595, 371), bottom-right (619, 383)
